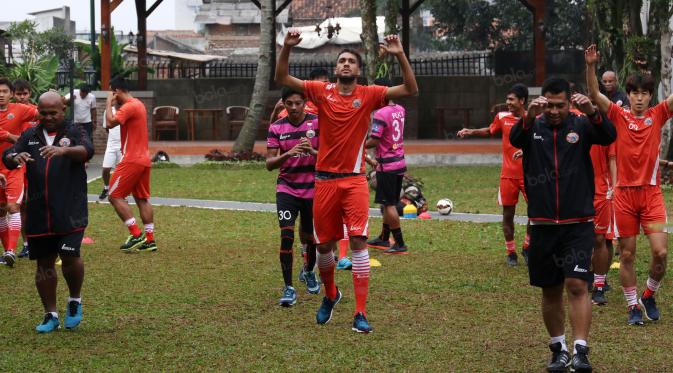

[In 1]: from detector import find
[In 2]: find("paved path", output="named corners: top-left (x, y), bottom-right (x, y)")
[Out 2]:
top-left (87, 194), bottom-right (528, 225)
top-left (85, 153), bottom-right (527, 224)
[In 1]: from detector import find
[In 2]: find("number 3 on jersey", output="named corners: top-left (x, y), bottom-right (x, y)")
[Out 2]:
top-left (392, 118), bottom-right (404, 142)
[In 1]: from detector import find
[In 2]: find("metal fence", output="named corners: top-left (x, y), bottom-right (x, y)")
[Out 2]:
top-left (125, 53), bottom-right (494, 80)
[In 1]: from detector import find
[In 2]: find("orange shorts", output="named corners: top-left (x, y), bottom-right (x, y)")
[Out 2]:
top-left (313, 176), bottom-right (369, 244)
top-left (109, 161), bottom-right (151, 199)
top-left (0, 168), bottom-right (25, 205)
top-left (613, 186), bottom-right (667, 237)
top-left (498, 177), bottom-right (526, 206)
top-left (593, 197), bottom-right (614, 239)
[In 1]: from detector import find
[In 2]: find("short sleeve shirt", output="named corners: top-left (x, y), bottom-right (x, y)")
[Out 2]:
top-left (489, 111), bottom-right (524, 179)
top-left (607, 102), bottom-right (673, 186)
top-left (114, 98), bottom-right (151, 167)
top-left (303, 81), bottom-right (387, 174)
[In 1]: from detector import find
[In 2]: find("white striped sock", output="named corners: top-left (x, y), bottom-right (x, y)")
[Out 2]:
top-left (623, 286), bottom-right (638, 307)
top-left (646, 277), bottom-right (661, 292)
top-left (8, 213), bottom-right (21, 230)
top-left (351, 248), bottom-right (370, 278)
top-left (317, 251), bottom-right (335, 270)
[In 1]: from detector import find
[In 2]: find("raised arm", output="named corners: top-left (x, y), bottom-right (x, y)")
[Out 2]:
top-left (105, 93), bottom-right (120, 129)
top-left (457, 127), bottom-right (492, 138)
top-left (585, 45), bottom-right (611, 114)
top-left (274, 30), bottom-right (305, 93)
top-left (382, 35), bottom-right (419, 100)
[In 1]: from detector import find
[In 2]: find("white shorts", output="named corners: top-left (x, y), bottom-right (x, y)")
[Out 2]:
top-left (102, 147), bottom-right (122, 168)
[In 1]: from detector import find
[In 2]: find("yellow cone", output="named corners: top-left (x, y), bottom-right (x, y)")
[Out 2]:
top-left (370, 258), bottom-right (382, 267)
top-left (56, 258), bottom-right (62, 266)
top-left (610, 261), bottom-right (620, 270)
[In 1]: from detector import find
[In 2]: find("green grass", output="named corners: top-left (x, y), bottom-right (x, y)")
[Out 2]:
top-left (89, 164), bottom-right (522, 215)
top-left (1, 204), bottom-right (672, 371)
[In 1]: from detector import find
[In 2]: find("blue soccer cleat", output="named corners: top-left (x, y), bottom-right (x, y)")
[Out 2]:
top-left (304, 271), bottom-right (320, 294)
top-left (64, 301), bottom-right (83, 329)
top-left (316, 288), bottom-right (342, 324)
top-left (352, 312), bottom-right (373, 333)
top-left (336, 257), bottom-right (352, 271)
top-left (36, 313), bottom-right (60, 334)
top-left (639, 294), bottom-right (660, 321)
top-left (279, 286), bottom-right (297, 307)
top-left (627, 305), bottom-right (644, 326)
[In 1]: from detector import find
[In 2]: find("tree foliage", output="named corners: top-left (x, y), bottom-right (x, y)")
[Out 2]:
top-left (425, 0), bottom-right (586, 51)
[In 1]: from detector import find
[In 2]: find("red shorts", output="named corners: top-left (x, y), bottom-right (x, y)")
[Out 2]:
top-left (0, 168), bottom-right (25, 205)
top-left (313, 176), bottom-right (369, 244)
top-left (593, 197), bottom-right (614, 239)
top-left (498, 177), bottom-right (526, 206)
top-left (109, 161), bottom-right (151, 199)
top-left (613, 186), bottom-right (667, 237)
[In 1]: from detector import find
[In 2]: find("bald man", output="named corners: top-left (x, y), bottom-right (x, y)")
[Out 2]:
top-left (3, 91), bottom-right (93, 333)
top-left (602, 71), bottom-right (630, 107)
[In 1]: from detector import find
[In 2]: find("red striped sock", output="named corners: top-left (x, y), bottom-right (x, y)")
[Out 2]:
top-left (351, 248), bottom-right (370, 316)
top-left (0, 215), bottom-right (8, 249)
top-left (505, 240), bottom-right (516, 255)
top-left (318, 251), bottom-right (337, 299)
top-left (7, 213), bottom-right (21, 252)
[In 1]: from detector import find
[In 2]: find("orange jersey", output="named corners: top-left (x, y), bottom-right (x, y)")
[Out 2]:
top-left (590, 143), bottom-right (615, 198)
top-left (0, 103), bottom-right (37, 171)
top-left (607, 102), bottom-right (673, 186)
top-left (304, 81), bottom-right (387, 174)
top-left (114, 98), bottom-right (151, 167)
top-left (277, 100), bottom-right (319, 119)
top-left (489, 111), bottom-right (524, 179)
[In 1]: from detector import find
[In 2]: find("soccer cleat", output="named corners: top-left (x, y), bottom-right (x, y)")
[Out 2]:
top-left (352, 312), bottom-right (373, 333)
top-left (99, 188), bottom-right (108, 201)
top-left (120, 234), bottom-right (146, 253)
top-left (64, 301), bottom-right (82, 329)
top-left (18, 244), bottom-right (29, 258)
top-left (639, 294), bottom-right (660, 321)
top-left (366, 237), bottom-right (390, 250)
top-left (3, 251), bottom-right (16, 268)
top-left (506, 252), bottom-right (518, 267)
top-left (36, 313), bottom-right (60, 333)
top-left (591, 287), bottom-right (607, 306)
top-left (384, 244), bottom-right (408, 255)
top-left (570, 344), bottom-right (592, 372)
top-left (336, 257), bottom-right (352, 270)
top-left (627, 305), bottom-right (644, 326)
top-left (546, 342), bottom-right (570, 372)
top-left (304, 271), bottom-right (320, 294)
top-left (137, 240), bottom-right (158, 253)
top-left (522, 248), bottom-right (529, 265)
top-left (316, 288), bottom-right (342, 324)
top-left (0, 256), bottom-right (5, 265)
top-left (279, 286), bottom-right (297, 307)
top-left (298, 267), bottom-right (306, 283)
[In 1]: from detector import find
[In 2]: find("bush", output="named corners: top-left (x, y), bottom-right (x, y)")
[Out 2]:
top-left (204, 149), bottom-right (266, 162)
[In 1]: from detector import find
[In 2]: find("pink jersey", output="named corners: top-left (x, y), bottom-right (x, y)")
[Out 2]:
top-left (267, 114), bottom-right (319, 199)
top-left (370, 103), bottom-right (406, 174)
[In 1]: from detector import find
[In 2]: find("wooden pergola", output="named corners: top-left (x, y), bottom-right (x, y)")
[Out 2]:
top-left (99, 0), bottom-right (428, 90)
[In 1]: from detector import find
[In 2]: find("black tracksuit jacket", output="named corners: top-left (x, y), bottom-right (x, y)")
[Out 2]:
top-left (2, 122), bottom-right (94, 236)
top-left (509, 111), bottom-right (617, 223)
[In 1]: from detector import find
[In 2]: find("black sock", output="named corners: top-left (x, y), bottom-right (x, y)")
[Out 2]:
top-left (280, 228), bottom-right (294, 287)
top-left (305, 241), bottom-right (317, 272)
top-left (391, 228), bottom-right (405, 247)
top-left (381, 224), bottom-right (390, 241)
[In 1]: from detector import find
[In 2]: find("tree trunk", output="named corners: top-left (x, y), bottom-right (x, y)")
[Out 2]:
top-left (660, 5), bottom-right (673, 159)
top-left (233, 0), bottom-right (273, 153)
top-left (385, 0), bottom-right (398, 35)
top-left (360, 0), bottom-right (379, 85)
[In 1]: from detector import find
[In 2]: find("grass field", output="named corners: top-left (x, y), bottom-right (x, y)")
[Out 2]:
top-left (2, 204), bottom-right (672, 372)
top-left (89, 164), bottom-right (518, 215)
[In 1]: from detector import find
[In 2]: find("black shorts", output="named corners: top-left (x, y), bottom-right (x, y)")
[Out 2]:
top-left (28, 230), bottom-right (85, 260)
top-left (276, 192), bottom-right (313, 234)
top-left (374, 171), bottom-right (403, 206)
top-left (528, 222), bottom-right (594, 287)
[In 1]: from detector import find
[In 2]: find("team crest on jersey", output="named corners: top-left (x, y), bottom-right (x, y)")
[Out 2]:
top-left (645, 118), bottom-right (653, 126)
top-left (306, 129), bottom-right (315, 138)
top-left (326, 83), bottom-right (335, 90)
top-left (353, 99), bottom-right (361, 108)
top-left (566, 131), bottom-right (579, 144)
top-left (59, 137), bottom-right (71, 147)
top-left (7, 113), bottom-right (14, 120)
top-left (372, 124), bottom-right (380, 133)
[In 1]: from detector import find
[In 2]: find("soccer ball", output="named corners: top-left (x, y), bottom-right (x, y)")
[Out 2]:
top-left (436, 198), bottom-right (453, 215)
